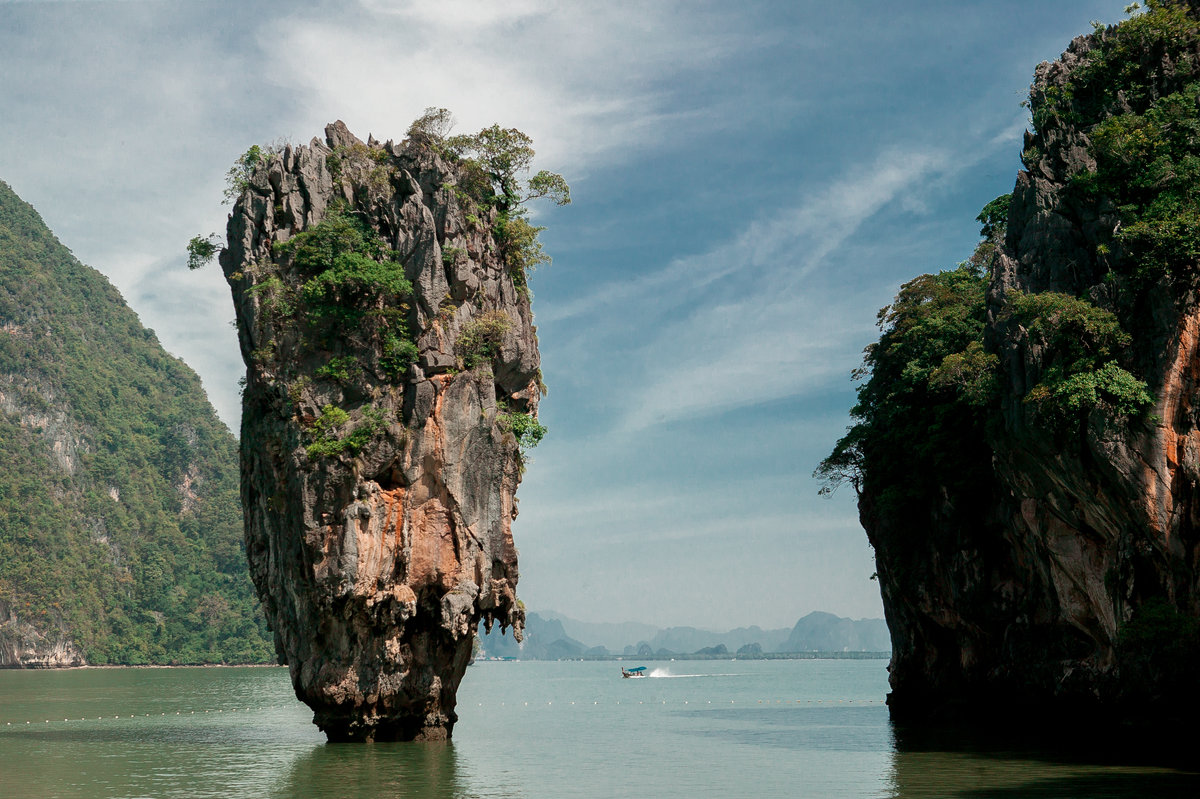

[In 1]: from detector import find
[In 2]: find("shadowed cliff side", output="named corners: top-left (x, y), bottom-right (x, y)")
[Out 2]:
top-left (821, 0), bottom-right (1200, 727)
top-left (216, 116), bottom-right (558, 741)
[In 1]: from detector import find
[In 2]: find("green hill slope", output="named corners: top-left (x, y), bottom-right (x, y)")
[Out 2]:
top-left (0, 180), bottom-right (272, 665)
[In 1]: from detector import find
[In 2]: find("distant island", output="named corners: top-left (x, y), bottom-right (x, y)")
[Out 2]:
top-left (477, 610), bottom-right (890, 660)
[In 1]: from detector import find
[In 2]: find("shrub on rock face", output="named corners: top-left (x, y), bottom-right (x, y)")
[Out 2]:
top-left (497, 410), bottom-right (547, 452)
top-left (1001, 291), bottom-right (1151, 425)
top-left (456, 311), bottom-right (512, 370)
top-left (186, 234), bottom-right (220, 271)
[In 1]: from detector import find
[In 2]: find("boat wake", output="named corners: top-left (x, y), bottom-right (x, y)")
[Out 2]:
top-left (648, 668), bottom-right (740, 678)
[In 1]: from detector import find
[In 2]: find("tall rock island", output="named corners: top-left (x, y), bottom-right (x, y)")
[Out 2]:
top-left (821, 1), bottom-right (1200, 726)
top-left (218, 117), bottom-right (557, 741)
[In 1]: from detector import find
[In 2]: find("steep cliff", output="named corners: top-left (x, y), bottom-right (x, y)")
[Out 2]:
top-left (0, 180), bottom-right (272, 667)
top-left (822, 1), bottom-right (1200, 724)
top-left (219, 118), bottom-right (554, 741)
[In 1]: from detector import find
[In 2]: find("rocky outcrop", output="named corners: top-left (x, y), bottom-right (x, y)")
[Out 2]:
top-left (221, 122), bottom-right (538, 741)
top-left (0, 600), bottom-right (84, 668)
top-left (865, 5), bottom-right (1200, 725)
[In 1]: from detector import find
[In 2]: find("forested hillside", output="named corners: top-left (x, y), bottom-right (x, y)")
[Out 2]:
top-left (0, 180), bottom-right (272, 665)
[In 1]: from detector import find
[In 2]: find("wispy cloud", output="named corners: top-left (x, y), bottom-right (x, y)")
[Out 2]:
top-left (545, 123), bottom-right (1028, 434)
top-left (583, 148), bottom-right (950, 432)
top-left (539, 149), bottom-right (948, 327)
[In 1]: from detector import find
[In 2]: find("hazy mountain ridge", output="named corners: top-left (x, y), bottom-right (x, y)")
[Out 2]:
top-left (478, 610), bottom-right (889, 659)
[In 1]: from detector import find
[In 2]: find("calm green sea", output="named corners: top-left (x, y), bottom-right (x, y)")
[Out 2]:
top-left (0, 660), bottom-right (1196, 798)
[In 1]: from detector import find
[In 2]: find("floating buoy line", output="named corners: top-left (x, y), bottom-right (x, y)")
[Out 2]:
top-left (2, 698), bottom-right (881, 728)
top-left (1, 706), bottom-right (261, 728)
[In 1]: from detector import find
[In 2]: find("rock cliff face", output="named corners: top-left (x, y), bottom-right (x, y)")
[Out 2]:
top-left (0, 600), bottom-right (84, 668)
top-left (221, 122), bottom-right (539, 741)
top-left (856, 4), bottom-right (1200, 724)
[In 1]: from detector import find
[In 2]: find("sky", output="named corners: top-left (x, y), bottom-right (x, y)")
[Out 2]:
top-left (0, 0), bottom-right (1132, 631)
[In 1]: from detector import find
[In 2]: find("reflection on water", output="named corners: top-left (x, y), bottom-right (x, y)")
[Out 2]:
top-left (274, 742), bottom-right (474, 799)
top-left (886, 722), bottom-right (1200, 798)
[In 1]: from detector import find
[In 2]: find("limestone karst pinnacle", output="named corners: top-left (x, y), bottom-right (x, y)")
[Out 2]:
top-left (221, 121), bottom-right (542, 741)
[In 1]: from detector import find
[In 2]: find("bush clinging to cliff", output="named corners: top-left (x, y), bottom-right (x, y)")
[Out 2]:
top-left (816, 262), bottom-right (993, 510)
top-left (1002, 291), bottom-right (1152, 423)
top-left (456, 311), bottom-right (512, 370)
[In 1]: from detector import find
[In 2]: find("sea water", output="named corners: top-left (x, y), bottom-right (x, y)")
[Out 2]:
top-left (0, 660), bottom-right (1196, 798)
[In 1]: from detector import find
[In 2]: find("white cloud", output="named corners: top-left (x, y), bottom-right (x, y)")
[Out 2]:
top-left (260, 0), bottom-right (749, 170)
top-left (359, 0), bottom-right (551, 27)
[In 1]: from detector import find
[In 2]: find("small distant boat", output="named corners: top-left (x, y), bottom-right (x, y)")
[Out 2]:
top-left (621, 666), bottom-right (647, 679)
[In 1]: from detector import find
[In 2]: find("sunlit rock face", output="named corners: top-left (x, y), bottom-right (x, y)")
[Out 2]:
top-left (867, 10), bottom-right (1200, 725)
top-left (0, 600), bottom-right (84, 668)
top-left (221, 122), bottom-right (536, 741)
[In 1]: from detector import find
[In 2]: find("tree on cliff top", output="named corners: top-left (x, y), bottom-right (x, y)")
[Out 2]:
top-left (407, 107), bottom-right (571, 210)
top-left (406, 108), bottom-right (570, 286)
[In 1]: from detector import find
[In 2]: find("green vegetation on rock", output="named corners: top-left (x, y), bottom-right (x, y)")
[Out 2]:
top-left (816, 261), bottom-right (994, 521)
top-left (253, 203), bottom-right (419, 390)
top-left (818, 201), bottom-right (1150, 508)
top-left (224, 144), bottom-right (274, 204)
top-left (186, 233), bottom-right (220, 271)
top-left (1034, 0), bottom-right (1200, 282)
top-left (497, 409), bottom-right (547, 452)
top-left (1003, 291), bottom-right (1152, 423)
top-left (408, 108), bottom-right (570, 284)
top-left (0, 180), bottom-right (273, 665)
top-left (456, 311), bottom-right (512, 370)
top-left (304, 405), bottom-right (386, 459)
